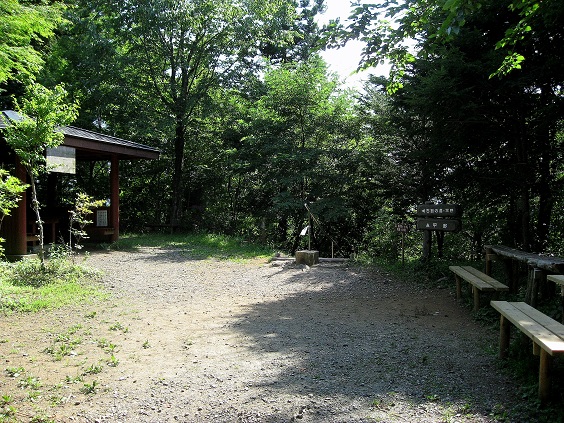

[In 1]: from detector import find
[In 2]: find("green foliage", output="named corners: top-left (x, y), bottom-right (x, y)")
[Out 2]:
top-left (0, 256), bottom-right (105, 313)
top-left (0, 169), bottom-right (28, 256)
top-left (0, 169), bottom-right (27, 221)
top-left (111, 233), bottom-right (273, 261)
top-left (1, 82), bottom-right (78, 264)
top-left (2, 83), bottom-right (78, 175)
top-left (0, 0), bottom-right (65, 84)
top-left (334, 0), bottom-right (560, 86)
top-left (80, 380), bottom-right (98, 395)
top-left (68, 193), bottom-right (105, 255)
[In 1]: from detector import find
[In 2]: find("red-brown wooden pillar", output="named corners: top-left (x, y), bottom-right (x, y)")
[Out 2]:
top-left (110, 154), bottom-right (119, 242)
top-left (3, 160), bottom-right (28, 257)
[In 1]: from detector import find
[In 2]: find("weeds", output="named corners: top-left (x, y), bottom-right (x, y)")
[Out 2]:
top-left (80, 380), bottom-right (98, 395)
top-left (64, 374), bottom-right (83, 384)
top-left (5, 367), bottom-right (24, 378)
top-left (18, 376), bottom-right (41, 390)
top-left (83, 364), bottom-right (103, 375)
top-left (44, 326), bottom-right (84, 361)
top-left (0, 256), bottom-right (105, 313)
top-left (109, 322), bottom-right (128, 333)
top-left (0, 404), bottom-right (17, 419)
top-left (30, 414), bottom-right (55, 423)
top-left (106, 355), bottom-right (119, 367)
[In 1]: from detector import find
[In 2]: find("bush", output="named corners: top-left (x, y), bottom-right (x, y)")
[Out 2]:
top-left (0, 254), bottom-right (105, 313)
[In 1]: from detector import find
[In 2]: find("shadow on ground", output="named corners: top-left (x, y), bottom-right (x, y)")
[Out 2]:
top-left (229, 263), bottom-right (521, 421)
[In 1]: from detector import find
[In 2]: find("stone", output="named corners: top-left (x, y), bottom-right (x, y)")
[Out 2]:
top-left (295, 250), bottom-right (319, 266)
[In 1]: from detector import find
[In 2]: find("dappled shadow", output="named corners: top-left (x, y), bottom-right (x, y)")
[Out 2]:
top-left (230, 263), bottom-right (521, 421)
top-left (85, 245), bottom-right (211, 263)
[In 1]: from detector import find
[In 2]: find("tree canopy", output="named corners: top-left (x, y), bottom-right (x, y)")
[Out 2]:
top-left (1, 0), bottom-right (563, 260)
top-left (0, 0), bottom-right (64, 85)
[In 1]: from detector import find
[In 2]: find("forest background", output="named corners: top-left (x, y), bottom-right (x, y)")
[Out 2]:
top-left (1, 0), bottom-right (563, 263)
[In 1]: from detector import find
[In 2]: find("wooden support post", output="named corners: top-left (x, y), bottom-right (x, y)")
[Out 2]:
top-left (525, 268), bottom-right (542, 307)
top-left (499, 315), bottom-right (510, 359)
top-left (2, 160), bottom-right (28, 257)
top-left (485, 246), bottom-right (495, 276)
top-left (110, 155), bottom-right (119, 242)
top-left (455, 275), bottom-right (462, 300)
top-left (473, 286), bottom-right (480, 312)
top-left (422, 229), bottom-right (432, 262)
top-left (533, 342), bottom-right (540, 356)
top-left (539, 349), bottom-right (552, 403)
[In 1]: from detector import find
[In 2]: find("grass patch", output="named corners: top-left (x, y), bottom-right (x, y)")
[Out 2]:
top-left (0, 257), bottom-right (107, 314)
top-left (108, 232), bottom-right (274, 261)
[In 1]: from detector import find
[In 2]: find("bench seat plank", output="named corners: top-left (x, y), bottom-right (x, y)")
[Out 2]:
top-left (512, 302), bottom-right (564, 353)
top-left (491, 300), bottom-right (564, 402)
top-left (449, 266), bottom-right (497, 291)
top-left (491, 301), bottom-right (564, 355)
top-left (461, 266), bottom-right (509, 291)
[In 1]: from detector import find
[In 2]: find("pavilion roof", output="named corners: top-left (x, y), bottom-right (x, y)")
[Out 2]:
top-left (1, 110), bottom-right (159, 160)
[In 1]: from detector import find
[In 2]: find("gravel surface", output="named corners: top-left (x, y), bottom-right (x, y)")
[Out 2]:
top-left (1, 247), bottom-right (528, 422)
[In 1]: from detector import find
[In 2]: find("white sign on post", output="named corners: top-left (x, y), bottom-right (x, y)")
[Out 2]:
top-left (96, 210), bottom-right (108, 227)
top-left (46, 146), bottom-right (76, 174)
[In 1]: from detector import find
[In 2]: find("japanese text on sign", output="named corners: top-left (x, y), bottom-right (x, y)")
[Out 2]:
top-left (416, 204), bottom-right (460, 217)
top-left (416, 218), bottom-right (460, 232)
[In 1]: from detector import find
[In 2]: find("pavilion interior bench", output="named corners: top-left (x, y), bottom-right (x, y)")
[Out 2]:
top-left (449, 265), bottom-right (509, 311)
top-left (490, 300), bottom-right (564, 403)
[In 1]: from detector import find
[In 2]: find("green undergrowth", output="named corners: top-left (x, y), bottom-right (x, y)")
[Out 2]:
top-left (0, 256), bottom-right (106, 313)
top-left (107, 232), bottom-right (275, 261)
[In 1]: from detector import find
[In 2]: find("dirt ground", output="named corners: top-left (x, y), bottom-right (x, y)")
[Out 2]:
top-left (1, 247), bottom-right (531, 422)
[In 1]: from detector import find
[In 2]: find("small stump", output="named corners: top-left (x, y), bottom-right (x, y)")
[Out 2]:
top-left (295, 250), bottom-right (319, 266)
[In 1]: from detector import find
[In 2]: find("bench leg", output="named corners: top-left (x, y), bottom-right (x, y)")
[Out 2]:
top-left (539, 349), bottom-right (552, 403)
top-left (473, 287), bottom-right (480, 312)
top-left (455, 275), bottom-right (462, 300)
top-left (499, 315), bottom-right (510, 359)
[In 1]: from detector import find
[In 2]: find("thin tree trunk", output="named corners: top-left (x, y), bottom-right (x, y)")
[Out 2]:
top-left (28, 175), bottom-right (45, 264)
top-left (171, 117), bottom-right (186, 226)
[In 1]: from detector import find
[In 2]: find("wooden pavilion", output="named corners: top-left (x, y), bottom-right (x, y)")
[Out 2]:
top-left (0, 110), bottom-right (159, 259)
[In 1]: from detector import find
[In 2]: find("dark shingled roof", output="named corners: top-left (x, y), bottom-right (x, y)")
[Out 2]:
top-left (1, 110), bottom-right (159, 160)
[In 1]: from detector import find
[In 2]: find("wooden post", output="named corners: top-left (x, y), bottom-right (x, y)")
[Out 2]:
top-left (2, 160), bottom-right (28, 257)
top-left (499, 315), bottom-right (510, 359)
top-left (473, 286), bottom-right (480, 312)
top-left (455, 275), bottom-right (462, 301)
top-left (110, 155), bottom-right (119, 242)
top-left (422, 229), bottom-right (432, 262)
top-left (539, 349), bottom-right (552, 403)
top-left (485, 246), bottom-right (494, 276)
top-left (401, 232), bottom-right (405, 265)
top-left (525, 268), bottom-right (542, 307)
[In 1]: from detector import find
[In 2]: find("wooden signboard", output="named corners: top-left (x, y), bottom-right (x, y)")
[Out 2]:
top-left (416, 204), bottom-right (460, 217)
top-left (416, 218), bottom-right (460, 232)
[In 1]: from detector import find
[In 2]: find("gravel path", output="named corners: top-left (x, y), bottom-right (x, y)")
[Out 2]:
top-left (1, 247), bottom-right (526, 422)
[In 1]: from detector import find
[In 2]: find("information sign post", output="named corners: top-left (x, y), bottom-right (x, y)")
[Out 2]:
top-left (396, 222), bottom-right (410, 265)
top-left (416, 202), bottom-right (461, 261)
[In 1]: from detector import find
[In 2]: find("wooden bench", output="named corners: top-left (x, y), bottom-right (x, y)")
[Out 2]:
top-left (86, 227), bottom-right (115, 241)
top-left (491, 300), bottom-right (564, 403)
top-left (449, 265), bottom-right (509, 311)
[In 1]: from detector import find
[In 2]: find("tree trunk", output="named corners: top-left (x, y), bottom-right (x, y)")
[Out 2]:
top-left (535, 89), bottom-right (555, 252)
top-left (170, 117), bottom-right (186, 226)
top-left (28, 175), bottom-right (45, 265)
